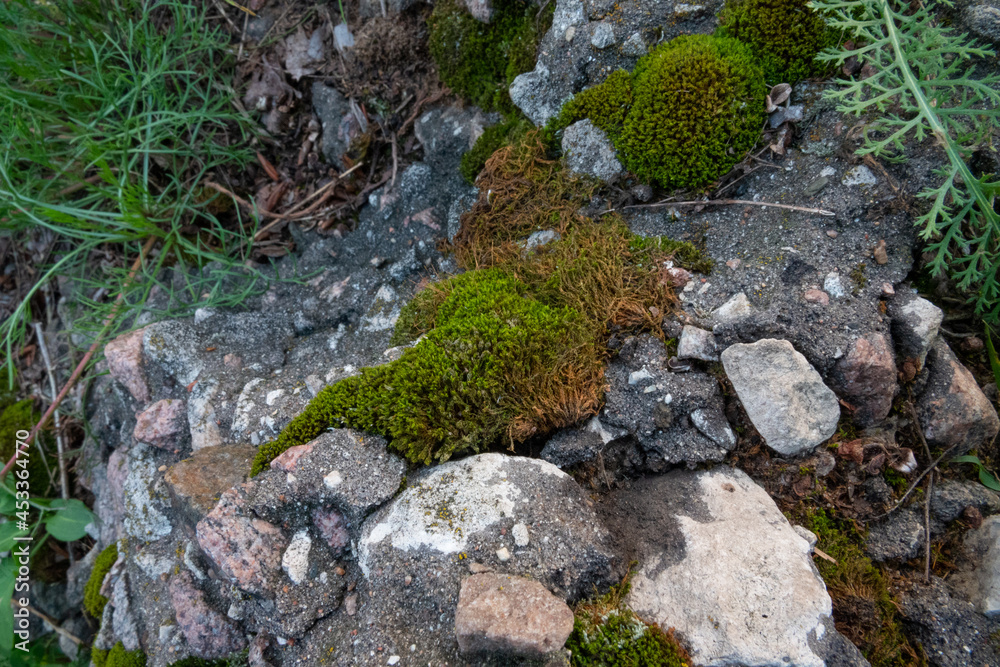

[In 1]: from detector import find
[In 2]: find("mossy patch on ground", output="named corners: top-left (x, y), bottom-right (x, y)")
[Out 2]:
top-left (168, 650), bottom-right (248, 666)
top-left (428, 0), bottom-right (552, 113)
top-left (251, 133), bottom-right (710, 474)
top-left (566, 574), bottom-right (691, 666)
top-left (84, 542), bottom-right (119, 619)
top-left (94, 642), bottom-right (146, 667)
top-left (718, 0), bottom-right (837, 84)
top-left (545, 34), bottom-right (767, 190)
top-left (0, 398), bottom-right (55, 496)
top-left (801, 508), bottom-right (926, 667)
top-left (459, 115), bottom-right (533, 183)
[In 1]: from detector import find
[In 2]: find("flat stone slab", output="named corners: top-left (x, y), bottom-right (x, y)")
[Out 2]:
top-left (721, 338), bottom-right (840, 456)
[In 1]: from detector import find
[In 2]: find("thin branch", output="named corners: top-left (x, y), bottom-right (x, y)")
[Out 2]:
top-left (22, 604), bottom-right (83, 645)
top-left (0, 237), bottom-right (157, 481)
top-left (615, 198), bottom-right (836, 217)
top-left (32, 323), bottom-right (69, 503)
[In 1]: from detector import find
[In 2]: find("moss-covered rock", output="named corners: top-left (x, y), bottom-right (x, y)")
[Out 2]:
top-left (546, 35), bottom-right (766, 190)
top-left (460, 115), bottom-right (533, 183)
top-left (429, 0), bottom-right (551, 113)
top-left (84, 542), bottom-right (118, 619)
top-left (97, 642), bottom-right (146, 667)
top-left (719, 0), bottom-right (837, 84)
top-left (566, 576), bottom-right (691, 666)
top-left (251, 133), bottom-right (710, 475)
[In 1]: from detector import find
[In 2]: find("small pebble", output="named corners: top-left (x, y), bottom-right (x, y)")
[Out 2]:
top-left (882, 283), bottom-right (895, 296)
top-left (803, 289), bottom-right (830, 306)
top-left (496, 547), bottom-right (511, 562)
top-left (334, 567), bottom-right (346, 576)
top-left (403, 575), bottom-right (412, 586)
top-left (726, 259), bottom-right (741, 270)
top-left (826, 230), bottom-right (838, 238)
top-left (387, 657), bottom-right (400, 665)
top-left (873, 239), bottom-right (888, 265)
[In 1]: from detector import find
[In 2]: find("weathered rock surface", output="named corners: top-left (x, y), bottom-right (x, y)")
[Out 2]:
top-left (168, 572), bottom-right (245, 658)
top-left (540, 415), bottom-right (623, 469)
top-left (602, 334), bottom-right (736, 468)
top-left (952, 516), bottom-right (1000, 617)
top-left (899, 576), bottom-right (1000, 667)
top-left (561, 119), bottom-right (622, 183)
top-left (677, 324), bottom-right (718, 362)
top-left (722, 339), bottom-right (840, 456)
top-left (104, 328), bottom-right (150, 403)
top-left (248, 429), bottom-right (404, 524)
top-left (887, 292), bottom-right (942, 367)
top-left (165, 444), bottom-right (256, 516)
top-left (829, 333), bottom-right (897, 427)
top-left (454, 573), bottom-right (574, 658)
top-left (865, 508), bottom-right (925, 562)
top-left (133, 398), bottom-right (188, 451)
top-left (604, 467), bottom-right (866, 667)
top-left (931, 479), bottom-right (1000, 524)
top-left (915, 338), bottom-right (999, 455)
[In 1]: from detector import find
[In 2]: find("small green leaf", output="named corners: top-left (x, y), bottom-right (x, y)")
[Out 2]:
top-left (0, 522), bottom-right (24, 552)
top-left (979, 468), bottom-right (1000, 492)
top-left (0, 557), bottom-right (15, 656)
top-left (985, 324), bottom-right (1000, 390)
top-left (43, 499), bottom-right (93, 542)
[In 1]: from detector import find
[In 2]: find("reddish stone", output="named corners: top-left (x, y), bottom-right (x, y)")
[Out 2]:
top-left (165, 445), bottom-right (256, 515)
top-left (917, 339), bottom-right (1000, 454)
top-left (803, 289), bottom-right (830, 306)
top-left (313, 507), bottom-right (349, 555)
top-left (455, 573), bottom-right (574, 659)
top-left (105, 328), bottom-right (149, 403)
top-left (270, 443), bottom-right (315, 472)
top-left (134, 399), bottom-right (187, 450)
top-left (831, 333), bottom-right (897, 427)
top-left (169, 572), bottom-right (245, 658)
top-left (196, 485), bottom-right (287, 595)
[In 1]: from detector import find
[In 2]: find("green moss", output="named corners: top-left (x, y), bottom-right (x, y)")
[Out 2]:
top-left (92, 648), bottom-right (110, 667)
top-left (851, 262), bottom-right (867, 294)
top-left (545, 69), bottom-right (634, 144)
top-left (105, 642), bottom-right (147, 667)
top-left (567, 577), bottom-right (690, 666)
top-left (628, 235), bottom-right (714, 274)
top-left (619, 35), bottom-right (767, 189)
top-left (0, 398), bottom-right (55, 497)
top-left (460, 115), bottom-right (533, 183)
top-left (429, 0), bottom-right (552, 113)
top-left (547, 35), bottom-right (766, 190)
top-left (252, 269), bottom-right (591, 472)
top-left (718, 0), bottom-right (837, 84)
top-left (802, 509), bottom-right (924, 667)
top-left (84, 542), bottom-right (119, 619)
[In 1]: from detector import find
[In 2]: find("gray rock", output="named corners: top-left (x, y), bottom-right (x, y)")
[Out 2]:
top-left (540, 416), bottom-right (624, 468)
top-left (332, 23), bottom-right (354, 52)
top-left (721, 339), bottom-right (840, 456)
top-left (931, 479), bottom-right (1000, 523)
top-left (915, 338), bottom-right (1000, 455)
top-left (312, 82), bottom-right (358, 170)
top-left (168, 572), bottom-right (245, 659)
top-left (769, 104), bottom-right (804, 128)
top-left (677, 325), bottom-right (718, 361)
top-left (247, 429), bottom-right (405, 525)
top-left (842, 165), bottom-right (878, 187)
top-left (966, 2), bottom-right (1000, 43)
top-left (621, 31), bottom-right (646, 56)
top-left (521, 229), bottom-right (562, 255)
top-left (589, 22), bottom-right (615, 48)
top-left (824, 271), bottom-right (847, 299)
top-left (898, 576), bottom-right (1000, 667)
top-left (414, 106), bottom-right (498, 172)
top-left (606, 467), bottom-right (863, 667)
top-left (712, 292), bottom-right (753, 324)
top-left (689, 408), bottom-right (736, 448)
top-left (602, 334), bottom-right (737, 468)
top-left (465, 0), bottom-right (493, 21)
top-left (887, 291), bottom-right (943, 366)
top-left (866, 509), bottom-right (925, 562)
top-left (455, 573), bottom-right (574, 658)
top-left (560, 119), bottom-right (623, 183)
top-left (953, 516), bottom-right (1000, 616)
top-left (349, 454), bottom-right (615, 664)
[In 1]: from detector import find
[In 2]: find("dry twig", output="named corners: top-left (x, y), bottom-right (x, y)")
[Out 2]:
top-left (617, 198), bottom-right (836, 217)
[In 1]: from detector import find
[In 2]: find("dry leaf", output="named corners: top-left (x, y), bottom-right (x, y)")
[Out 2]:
top-left (284, 27), bottom-right (325, 82)
top-left (766, 83), bottom-right (791, 112)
